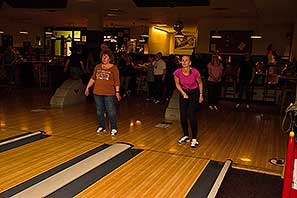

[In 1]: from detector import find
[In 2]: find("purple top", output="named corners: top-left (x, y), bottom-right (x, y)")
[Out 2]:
top-left (173, 67), bottom-right (201, 90)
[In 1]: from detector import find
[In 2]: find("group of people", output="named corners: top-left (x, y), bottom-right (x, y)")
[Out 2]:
top-left (206, 52), bottom-right (255, 111)
top-left (81, 45), bottom-right (255, 148)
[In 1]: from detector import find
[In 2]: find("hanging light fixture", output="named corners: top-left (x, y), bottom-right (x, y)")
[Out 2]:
top-left (211, 30), bottom-right (222, 39)
top-left (250, 34), bottom-right (262, 39)
top-left (50, 34), bottom-right (56, 40)
top-left (0, 30), bottom-right (4, 34)
top-left (250, 5), bottom-right (262, 39)
top-left (19, 30), bottom-right (29, 34)
top-left (45, 27), bottom-right (53, 35)
top-left (250, 24), bottom-right (262, 39)
top-left (139, 38), bottom-right (146, 42)
top-left (141, 25), bottom-right (149, 38)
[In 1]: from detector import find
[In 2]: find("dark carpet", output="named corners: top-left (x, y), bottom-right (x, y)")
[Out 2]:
top-left (216, 168), bottom-right (283, 198)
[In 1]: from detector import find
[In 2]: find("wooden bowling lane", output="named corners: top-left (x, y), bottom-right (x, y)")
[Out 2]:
top-left (76, 150), bottom-right (209, 198)
top-left (0, 135), bottom-right (99, 193)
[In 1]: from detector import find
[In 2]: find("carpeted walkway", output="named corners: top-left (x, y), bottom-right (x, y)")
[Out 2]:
top-left (216, 168), bottom-right (283, 198)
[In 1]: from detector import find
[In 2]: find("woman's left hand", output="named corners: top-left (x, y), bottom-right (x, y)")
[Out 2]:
top-left (199, 95), bottom-right (203, 103)
top-left (116, 93), bottom-right (121, 101)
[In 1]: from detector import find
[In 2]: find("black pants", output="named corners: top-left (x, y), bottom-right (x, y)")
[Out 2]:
top-left (208, 81), bottom-right (221, 105)
top-left (179, 88), bottom-right (199, 139)
top-left (238, 81), bottom-right (251, 103)
top-left (153, 75), bottom-right (163, 100)
top-left (147, 81), bottom-right (155, 98)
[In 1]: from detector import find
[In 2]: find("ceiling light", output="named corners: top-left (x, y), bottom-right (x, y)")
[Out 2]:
top-left (50, 35), bottom-right (56, 40)
top-left (141, 25), bottom-right (149, 38)
top-left (106, 8), bottom-right (121, 12)
top-left (139, 38), bottom-right (145, 42)
top-left (250, 35), bottom-right (262, 39)
top-left (19, 30), bottom-right (29, 34)
top-left (141, 33), bottom-right (149, 38)
top-left (0, 30), bottom-right (4, 34)
top-left (211, 29), bottom-right (222, 39)
top-left (211, 35), bottom-right (222, 39)
top-left (106, 13), bottom-right (118, 17)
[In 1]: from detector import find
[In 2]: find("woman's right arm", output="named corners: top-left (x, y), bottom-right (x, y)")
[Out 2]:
top-left (85, 78), bottom-right (95, 96)
top-left (174, 76), bottom-right (188, 99)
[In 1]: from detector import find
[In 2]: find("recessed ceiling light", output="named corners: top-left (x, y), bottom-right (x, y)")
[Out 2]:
top-left (211, 35), bottom-right (222, 39)
top-left (106, 8), bottom-right (122, 12)
top-left (20, 31), bottom-right (29, 34)
top-left (106, 13), bottom-right (118, 17)
top-left (250, 35), bottom-right (262, 39)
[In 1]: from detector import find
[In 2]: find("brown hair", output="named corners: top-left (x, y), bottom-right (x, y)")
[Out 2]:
top-left (100, 49), bottom-right (115, 64)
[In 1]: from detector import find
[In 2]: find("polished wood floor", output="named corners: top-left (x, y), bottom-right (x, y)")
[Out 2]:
top-left (0, 87), bottom-right (287, 197)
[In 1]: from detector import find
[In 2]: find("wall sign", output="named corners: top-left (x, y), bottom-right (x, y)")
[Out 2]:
top-left (209, 30), bottom-right (253, 54)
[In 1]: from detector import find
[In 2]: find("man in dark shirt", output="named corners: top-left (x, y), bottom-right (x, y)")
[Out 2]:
top-left (4, 45), bottom-right (17, 84)
top-left (64, 48), bottom-right (86, 79)
top-left (235, 53), bottom-right (255, 109)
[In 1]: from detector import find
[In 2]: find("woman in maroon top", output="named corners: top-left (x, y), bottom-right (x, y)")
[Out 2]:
top-left (207, 54), bottom-right (224, 110)
top-left (85, 50), bottom-right (121, 136)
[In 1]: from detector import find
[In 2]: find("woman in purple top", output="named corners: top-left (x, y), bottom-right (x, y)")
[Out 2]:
top-left (173, 55), bottom-right (203, 148)
top-left (207, 54), bottom-right (224, 110)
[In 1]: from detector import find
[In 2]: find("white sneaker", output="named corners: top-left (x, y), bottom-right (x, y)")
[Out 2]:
top-left (154, 100), bottom-right (160, 104)
top-left (96, 127), bottom-right (106, 133)
top-left (111, 129), bottom-right (118, 136)
top-left (178, 136), bottom-right (190, 144)
top-left (191, 139), bottom-right (199, 148)
top-left (213, 105), bottom-right (218, 110)
top-left (209, 105), bottom-right (214, 110)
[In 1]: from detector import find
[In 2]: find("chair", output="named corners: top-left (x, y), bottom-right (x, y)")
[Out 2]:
top-left (223, 74), bottom-right (237, 98)
top-left (280, 88), bottom-right (296, 113)
top-left (135, 76), bottom-right (148, 96)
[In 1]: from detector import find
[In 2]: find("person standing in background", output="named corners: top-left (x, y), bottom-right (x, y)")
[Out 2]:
top-left (85, 50), bottom-right (121, 136)
top-left (4, 45), bottom-right (17, 84)
top-left (174, 55), bottom-right (203, 148)
top-left (235, 53), bottom-right (255, 109)
top-left (118, 52), bottom-right (134, 97)
top-left (152, 52), bottom-right (166, 104)
top-left (145, 55), bottom-right (155, 101)
top-left (64, 47), bottom-right (86, 79)
top-left (164, 54), bottom-right (179, 101)
top-left (207, 54), bottom-right (224, 110)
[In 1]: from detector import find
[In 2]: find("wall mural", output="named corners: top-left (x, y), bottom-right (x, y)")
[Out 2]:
top-left (175, 33), bottom-right (196, 50)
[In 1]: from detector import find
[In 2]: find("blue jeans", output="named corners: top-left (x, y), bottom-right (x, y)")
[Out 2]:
top-left (93, 95), bottom-right (117, 130)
